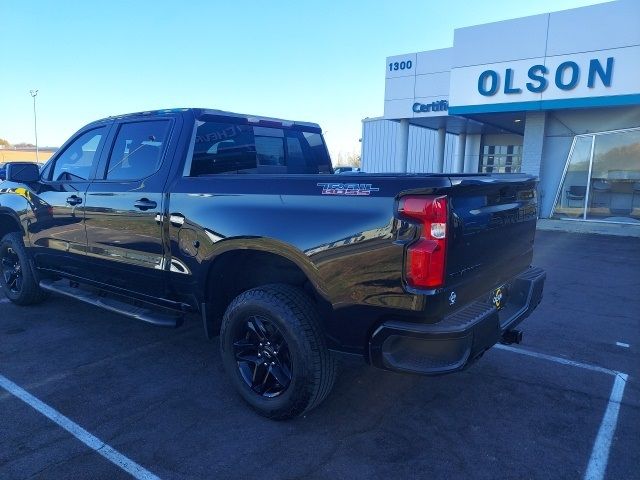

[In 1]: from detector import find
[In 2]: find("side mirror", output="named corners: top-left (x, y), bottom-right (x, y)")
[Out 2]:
top-left (6, 162), bottom-right (40, 183)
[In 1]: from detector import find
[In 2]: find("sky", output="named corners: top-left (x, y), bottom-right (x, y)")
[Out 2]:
top-left (0, 0), bottom-right (606, 160)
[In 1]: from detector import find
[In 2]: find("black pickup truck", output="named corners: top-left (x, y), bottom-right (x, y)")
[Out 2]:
top-left (0, 108), bottom-right (545, 419)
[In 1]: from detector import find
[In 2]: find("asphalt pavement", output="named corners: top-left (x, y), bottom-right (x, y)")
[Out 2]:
top-left (0, 230), bottom-right (638, 479)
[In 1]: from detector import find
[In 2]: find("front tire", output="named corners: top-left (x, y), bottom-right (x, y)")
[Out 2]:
top-left (220, 284), bottom-right (336, 420)
top-left (0, 232), bottom-right (48, 305)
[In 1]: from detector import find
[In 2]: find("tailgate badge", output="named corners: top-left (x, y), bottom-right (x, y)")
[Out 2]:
top-left (448, 291), bottom-right (457, 306)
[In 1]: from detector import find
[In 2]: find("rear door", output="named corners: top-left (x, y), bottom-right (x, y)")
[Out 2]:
top-left (83, 116), bottom-right (181, 297)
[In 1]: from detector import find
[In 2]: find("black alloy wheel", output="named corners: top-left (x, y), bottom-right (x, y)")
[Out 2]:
top-left (1, 245), bottom-right (22, 294)
top-left (220, 284), bottom-right (336, 419)
top-left (0, 232), bottom-right (48, 305)
top-left (233, 315), bottom-right (293, 397)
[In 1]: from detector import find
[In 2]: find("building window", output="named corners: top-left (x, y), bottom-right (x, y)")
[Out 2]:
top-left (479, 145), bottom-right (522, 173)
top-left (552, 127), bottom-right (640, 224)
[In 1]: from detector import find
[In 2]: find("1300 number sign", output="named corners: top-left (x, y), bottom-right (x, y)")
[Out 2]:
top-left (389, 60), bottom-right (413, 72)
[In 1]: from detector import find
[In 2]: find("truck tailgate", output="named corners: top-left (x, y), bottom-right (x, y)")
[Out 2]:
top-left (445, 175), bottom-right (538, 299)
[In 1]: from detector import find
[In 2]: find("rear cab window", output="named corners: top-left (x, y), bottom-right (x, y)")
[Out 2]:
top-left (185, 119), bottom-right (332, 176)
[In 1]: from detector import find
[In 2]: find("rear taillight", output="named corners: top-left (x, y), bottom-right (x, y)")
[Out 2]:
top-left (398, 195), bottom-right (448, 289)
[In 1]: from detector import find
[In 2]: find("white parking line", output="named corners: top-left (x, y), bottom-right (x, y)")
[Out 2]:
top-left (496, 344), bottom-right (629, 480)
top-left (585, 373), bottom-right (629, 480)
top-left (495, 344), bottom-right (618, 375)
top-left (615, 342), bottom-right (630, 348)
top-left (0, 374), bottom-right (160, 480)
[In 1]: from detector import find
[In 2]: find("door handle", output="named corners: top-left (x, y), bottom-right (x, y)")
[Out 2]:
top-left (134, 198), bottom-right (157, 211)
top-left (66, 195), bottom-right (82, 206)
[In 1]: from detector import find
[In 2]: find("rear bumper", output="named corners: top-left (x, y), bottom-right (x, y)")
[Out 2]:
top-left (368, 266), bottom-right (546, 375)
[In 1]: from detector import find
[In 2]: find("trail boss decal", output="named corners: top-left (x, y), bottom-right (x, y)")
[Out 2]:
top-left (317, 183), bottom-right (380, 196)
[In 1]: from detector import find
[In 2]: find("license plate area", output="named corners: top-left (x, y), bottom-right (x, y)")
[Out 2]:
top-left (489, 284), bottom-right (509, 310)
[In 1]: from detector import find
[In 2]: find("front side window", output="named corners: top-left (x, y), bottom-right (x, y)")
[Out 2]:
top-left (50, 127), bottom-right (107, 181)
top-left (187, 121), bottom-right (331, 176)
top-left (106, 121), bottom-right (170, 180)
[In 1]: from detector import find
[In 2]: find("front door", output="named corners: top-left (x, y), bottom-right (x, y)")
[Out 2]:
top-left (29, 125), bottom-right (110, 277)
top-left (84, 117), bottom-right (177, 298)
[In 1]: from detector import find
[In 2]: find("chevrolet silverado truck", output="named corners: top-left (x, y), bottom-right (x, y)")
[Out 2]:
top-left (0, 108), bottom-right (545, 419)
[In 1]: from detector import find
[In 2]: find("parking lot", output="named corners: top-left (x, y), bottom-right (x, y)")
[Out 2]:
top-left (0, 230), bottom-right (638, 480)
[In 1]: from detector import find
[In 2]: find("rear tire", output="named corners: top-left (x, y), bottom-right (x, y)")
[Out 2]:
top-left (220, 284), bottom-right (336, 420)
top-left (0, 232), bottom-right (48, 305)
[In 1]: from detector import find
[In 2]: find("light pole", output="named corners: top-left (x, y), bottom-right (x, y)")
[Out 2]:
top-left (29, 89), bottom-right (39, 162)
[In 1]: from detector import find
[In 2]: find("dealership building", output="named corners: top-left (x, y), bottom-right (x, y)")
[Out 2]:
top-left (361, 0), bottom-right (640, 223)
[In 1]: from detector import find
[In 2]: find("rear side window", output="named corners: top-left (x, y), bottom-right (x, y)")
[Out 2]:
top-left (105, 121), bottom-right (170, 180)
top-left (50, 127), bottom-right (107, 181)
top-left (302, 131), bottom-right (332, 173)
top-left (187, 121), bottom-right (331, 176)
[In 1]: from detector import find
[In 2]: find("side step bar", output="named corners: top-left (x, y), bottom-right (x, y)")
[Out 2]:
top-left (39, 279), bottom-right (183, 328)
